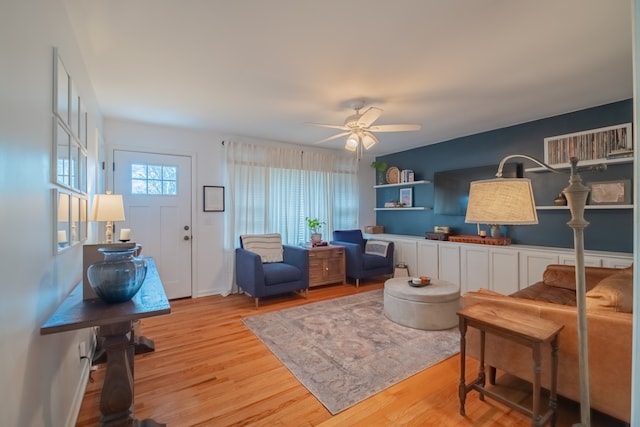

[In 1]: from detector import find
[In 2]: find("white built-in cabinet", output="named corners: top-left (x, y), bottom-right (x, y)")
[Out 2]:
top-left (366, 233), bottom-right (632, 295)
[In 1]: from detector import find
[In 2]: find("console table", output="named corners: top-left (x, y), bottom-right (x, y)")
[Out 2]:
top-left (41, 258), bottom-right (170, 426)
top-left (457, 303), bottom-right (564, 427)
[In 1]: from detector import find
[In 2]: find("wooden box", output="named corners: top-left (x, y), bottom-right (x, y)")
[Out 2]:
top-left (365, 225), bottom-right (384, 234)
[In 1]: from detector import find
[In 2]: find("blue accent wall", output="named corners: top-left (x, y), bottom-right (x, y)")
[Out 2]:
top-left (376, 99), bottom-right (633, 253)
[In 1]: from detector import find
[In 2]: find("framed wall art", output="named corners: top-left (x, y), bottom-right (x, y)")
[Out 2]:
top-left (588, 179), bottom-right (631, 205)
top-left (399, 187), bottom-right (413, 207)
top-left (544, 123), bottom-right (632, 166)
top-left (203, 185), bottom-right (225, 212)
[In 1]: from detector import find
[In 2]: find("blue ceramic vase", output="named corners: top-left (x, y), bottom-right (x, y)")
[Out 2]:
top-left (87, 246), bottom-right (147, 304)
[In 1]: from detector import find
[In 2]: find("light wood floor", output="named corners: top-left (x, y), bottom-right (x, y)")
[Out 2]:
top-left (76, 280), bottom-right (625, 426)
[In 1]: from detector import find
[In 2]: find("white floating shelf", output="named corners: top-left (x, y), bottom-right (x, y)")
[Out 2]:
top-left (374, 180), bottom-right (431, 189)
top-left (374, 207), bottom-right (428, 211)
top-left (525, 157), bottom-right (632, 173)
top-left (536, 204), bottom-right (633, 210)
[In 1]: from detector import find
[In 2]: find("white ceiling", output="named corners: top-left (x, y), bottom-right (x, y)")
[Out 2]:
top-left (63, 0), bottom-right (633, 155)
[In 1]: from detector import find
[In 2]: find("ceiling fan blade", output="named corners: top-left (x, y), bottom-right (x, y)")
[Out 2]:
top-left (357, 107), bottom-right (383, 127)
top-left (369, 124), bottom-right (422, 132)
top-left (308, 123), bottom-right (349, 130)
top-left (315, 131), bottom-right (351, 144)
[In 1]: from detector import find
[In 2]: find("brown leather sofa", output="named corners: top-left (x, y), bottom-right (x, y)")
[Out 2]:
top-left (461, 264), bottom-right (633, 423)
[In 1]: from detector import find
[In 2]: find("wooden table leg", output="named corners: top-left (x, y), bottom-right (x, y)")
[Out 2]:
top-left (458, 317), bottom-right (467, 416)
top-left (99, 322), bottom-right (135, 426)
top-left (550, 336), bottom-right (559, 427)
top-left (99, 322), bottom-right (166, 427)
top-left (478, 330), bottom-right (485, 402)
top-left (532, 342), bottom-right (542, 427)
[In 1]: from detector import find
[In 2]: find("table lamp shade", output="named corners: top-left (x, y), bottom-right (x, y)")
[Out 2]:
top-left (90, 193), bottom-right (125, 222)
top-left (465, 178), bottom-right (538, 225)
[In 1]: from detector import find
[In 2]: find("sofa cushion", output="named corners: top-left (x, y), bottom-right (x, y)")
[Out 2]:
top-left (586, 272), bottom-right (633, 313)
top-left (511, 282), bottom-right (577, 306)
top-left (240, 234), bottom-right (283, 263)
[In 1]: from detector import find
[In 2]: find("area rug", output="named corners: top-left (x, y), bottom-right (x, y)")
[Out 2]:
top-left (242, 289), bottom-right (460, 414)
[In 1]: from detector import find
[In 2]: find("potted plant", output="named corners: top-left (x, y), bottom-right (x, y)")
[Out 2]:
top-left (371, 161), bottom-right (388, 185)
top-left (305, 217), bottom-right (325, 243)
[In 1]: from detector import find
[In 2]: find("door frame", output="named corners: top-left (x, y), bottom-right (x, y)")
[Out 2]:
top-left (107, 143), bottom-right (198, 297)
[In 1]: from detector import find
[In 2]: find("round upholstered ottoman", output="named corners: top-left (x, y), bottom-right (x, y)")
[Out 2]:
top-left (383, 277), bottom-right (460, 330)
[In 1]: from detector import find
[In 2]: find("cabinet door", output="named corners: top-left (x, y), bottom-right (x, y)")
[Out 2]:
top-left (558, 254), bottom-right (602, 267)
top-left (461, 245), bottom-right (489, 293)
top-left (417, 240), bottom-right (439, 278)
top-left (602, 257), bottom-right (634, 269)
top-left (391, 239), bottom-right (418, 276)
top-left (490, 249), bottom-right (519, 294)
top-left (519, 250), bottom-right (559, 289)
top-left (439, 244), bottom-right (460, 287)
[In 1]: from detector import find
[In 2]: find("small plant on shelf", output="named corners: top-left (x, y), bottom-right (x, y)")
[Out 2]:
top-left (371, 161), bottom-right (388, 185)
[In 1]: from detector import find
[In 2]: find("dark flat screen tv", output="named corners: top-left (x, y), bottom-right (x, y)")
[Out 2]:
top-left (433, 163), bottom-right (523, 216)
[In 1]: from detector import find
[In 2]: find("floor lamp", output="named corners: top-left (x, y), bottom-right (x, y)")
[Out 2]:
top-left (465, 155), bottom-right (599, 427)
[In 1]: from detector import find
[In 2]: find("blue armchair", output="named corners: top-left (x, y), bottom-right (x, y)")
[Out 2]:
top-left (330, 229), bottom-right (394, 287)
top-left (235, 234), bottom-right (309, 308)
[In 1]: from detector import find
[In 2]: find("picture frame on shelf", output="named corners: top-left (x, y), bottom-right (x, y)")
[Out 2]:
top-left (588, 179), bottom-right (631, 205)
top-left (543, 123), bottom-right (632, 166)
top-left (399, 187), bottom-right (413, 207)
top-left (203, 185), bottom-right (225, 212)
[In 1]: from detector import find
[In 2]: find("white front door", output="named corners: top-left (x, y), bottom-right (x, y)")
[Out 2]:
top-left (113, 150), bottom-right (192, 299)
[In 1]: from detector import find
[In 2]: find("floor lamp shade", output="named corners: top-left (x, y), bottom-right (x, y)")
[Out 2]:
top-left (465, 178), bottom-right (539, 225)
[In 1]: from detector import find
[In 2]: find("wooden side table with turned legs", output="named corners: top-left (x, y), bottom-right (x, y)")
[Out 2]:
top-left (457, 303), bottom-right (564, 427)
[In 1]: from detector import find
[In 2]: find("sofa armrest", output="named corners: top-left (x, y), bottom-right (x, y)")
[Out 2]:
top-left (235, 248), bottom-right (265, 293)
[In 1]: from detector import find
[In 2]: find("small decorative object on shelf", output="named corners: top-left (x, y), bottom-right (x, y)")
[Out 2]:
top-left (87, 246), bottom-right (147, 304)
top-left (554, 193), bottom-right (567, 206)
top-left (385, 166), bottom-right (400, 184)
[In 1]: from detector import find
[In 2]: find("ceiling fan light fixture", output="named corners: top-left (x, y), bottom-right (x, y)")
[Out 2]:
top-left (361, 132), bottom-right (378, 150)
top-left (345, 133), bottom-right (359, 151)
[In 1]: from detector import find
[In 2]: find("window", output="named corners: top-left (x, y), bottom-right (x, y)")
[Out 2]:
top-left (131, 163), bottom-right (177, 195)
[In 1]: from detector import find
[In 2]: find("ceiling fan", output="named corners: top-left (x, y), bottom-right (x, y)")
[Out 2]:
top-left (310, 101), bottom-right (421, 154)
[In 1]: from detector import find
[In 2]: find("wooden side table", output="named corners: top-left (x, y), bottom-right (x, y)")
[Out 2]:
top-left (307, 245), bottom-right (345, 287)
top-left (41, 258), bottom-right (170, 427)
top-left (457, 303), bottom-right (564, 427)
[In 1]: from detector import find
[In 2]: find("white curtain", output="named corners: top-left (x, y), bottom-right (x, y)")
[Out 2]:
top-left (222, 141), bottom-right (359, 294)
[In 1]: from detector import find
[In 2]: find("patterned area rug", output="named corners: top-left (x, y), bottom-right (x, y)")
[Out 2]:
top-left (242, 289), bottom-right (460, 414)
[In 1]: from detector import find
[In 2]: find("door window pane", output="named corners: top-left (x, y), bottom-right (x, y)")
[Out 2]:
top-left (131, 163), bottom-right (177, 195)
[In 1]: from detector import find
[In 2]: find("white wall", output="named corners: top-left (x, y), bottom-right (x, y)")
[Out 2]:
top-left (104, 118), bottom-right (378, 296)
top-left (0, 0), bottom-right (102, 425)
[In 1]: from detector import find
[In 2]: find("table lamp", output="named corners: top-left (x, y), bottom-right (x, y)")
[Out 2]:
top-left (90, 191), bottom-right (125, 243)
top-left (465, 154), bottom-right (600, 427)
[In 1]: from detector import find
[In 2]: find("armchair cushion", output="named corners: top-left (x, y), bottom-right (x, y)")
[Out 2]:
top-left (263, 262), bottom-right (303, 286)
top-left (240, 233), bottom-right (283, 263)
top-left (363, 253), bottom-right (391, 269)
